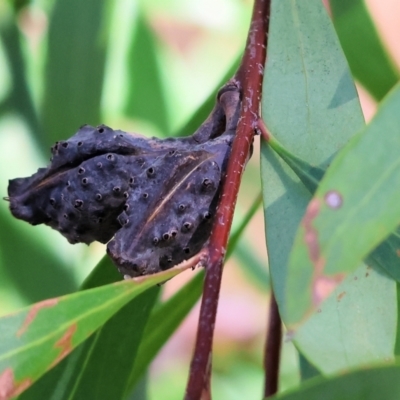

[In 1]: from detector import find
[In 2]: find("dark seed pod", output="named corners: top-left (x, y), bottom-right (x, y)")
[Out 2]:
top-left (7, 108), bottom-right (237, 278)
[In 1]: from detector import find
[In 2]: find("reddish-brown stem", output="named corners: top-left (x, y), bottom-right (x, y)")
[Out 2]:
top-left (264, 292), bottom-right (282, 397)
top-left (185, 0), bottom-right (270, 399)
top-left (256, 117), bottom-right (271, 142)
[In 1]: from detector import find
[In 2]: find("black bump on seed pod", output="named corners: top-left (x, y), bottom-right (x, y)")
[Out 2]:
top-left (182, 221), bottom-right (192, 232)
top-left (147, 167), bottom-right (155, 177)
top-left (74, 200), bottom-right (83, 208)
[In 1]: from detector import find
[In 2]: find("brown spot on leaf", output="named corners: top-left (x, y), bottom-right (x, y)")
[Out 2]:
top-left (396, 249), bottom-right (400, 257)
top-left (302, 198), bottom-right (345, 307)
top-left (313, 275), bottom-right (344, 305)
top-left (17, 298), bottom-right (59, 337)
top-left (0, 368), bottom-right (32, 399)
top-left (302, 199), bottom-right (323, 267)
top-left (337, 291), bottom-right (346, 302)
top-left (52, 324), bottom-right (77, 367)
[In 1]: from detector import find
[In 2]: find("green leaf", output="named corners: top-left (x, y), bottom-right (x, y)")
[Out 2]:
top-left (298, 353), bottom-right (320, 381)
top-left (284, 83), bottom-right (400, 328)
top-left (0, 208), bottom-right (77, 303)
top-left (0, 11), bottom-right (41, 143)
top-left (267, 134), bottom-right (397, 374)
top-left (294, 263), bottom-right (395, 374)
top-left (269, 133), bottom-right (400, 284)
top-left (126, 271), bottom-right (204, 392)
top-left (367, 228), bottom-right (400, 281)
top-left (173, 56), bottom-right (240, 138)
top-left (124, 11), bottom-right (169, 136)
top-left (261, 0), bottom-right (363, 332)
top-left (234, 239), bottom-right (269, 292)
top-left (226, 193), bottom-right (262, 259)
top-left (41, 0), bottom-right (109, 147)
top-left (270, 364), bottom-right (400, 400)
top-left (20, 287), bottom-right (159, 400)
top-left (330, 0), bottom-right (400, 100)
top-left (0, 262), bottom-right (190, 396)
top-left (260, 0), bottom-right (396, 374)
top-left (19, 256), bottom-right (158, 400)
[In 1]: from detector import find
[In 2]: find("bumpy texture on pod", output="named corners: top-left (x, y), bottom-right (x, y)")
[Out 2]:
top-left (8, 124), bottom-right (234, 277)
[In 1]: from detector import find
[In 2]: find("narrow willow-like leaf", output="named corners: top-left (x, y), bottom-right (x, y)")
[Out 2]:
top-left (330, 0), bottom-right (400, 100)
top-left (124, 11), bottom-right (169, 135)
top-left (226, 193), bottom-right (262, 258)
top-left (174, 57), bottom-right (240, 138)
top-left (270, 364), bottom-right (400, 400)
top-left (19, 257), bottom-right (159, 400)
top-left (41, 0), bottom-right (109, 147)
top-left (0, 208), bottom-right (77, 303)
top-left (0, 12), bottom-right (41, 145)
top-left (0, 263), bottom-right (190, 397)
top-left (126, 271), bottom-right (204, 392)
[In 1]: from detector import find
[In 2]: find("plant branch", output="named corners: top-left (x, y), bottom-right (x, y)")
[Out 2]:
top-left (185, 0), bottom-right (271, 398)
top-left (264, 292), bottom-right (282, 397)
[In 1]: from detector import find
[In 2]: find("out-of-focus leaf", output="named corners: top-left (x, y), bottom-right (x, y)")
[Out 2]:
top-left (41, 0), bottom-right (109, 147)
top-left (20, 287), bottom-right (158, 400)
top-left (0, 208), bottom-right (77, 303)
top-left (173, 57), bottom-right (240, 138)
top-left (396, 282), bottom-right (400, 356)
top-left (124, 11), bottom-right (169, 136)
top-left (235, 240), bottom-right (269, 292)
top-left (19, 257), bottom-right (159, 400)
top-left (0, 12), bottom-right (41, 143)
top-left (0, 263), bottom-right (190, 397)
top-left (126, 270), bottom-right (203, 392)
top-left (226, 193), bottom-right (262, 259)
top-left (330, 0), bottom-right (400, 100)
top-left (270, 364), bottom-right (400, 400)
top-left (261, 0), bottom-right (396, 374)
top-left (298, 353), bottom-right (320, 381)
top-left (284, 83), bottom-right (400, 328)
top-left (367, 228), bottom-right (400, 281)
